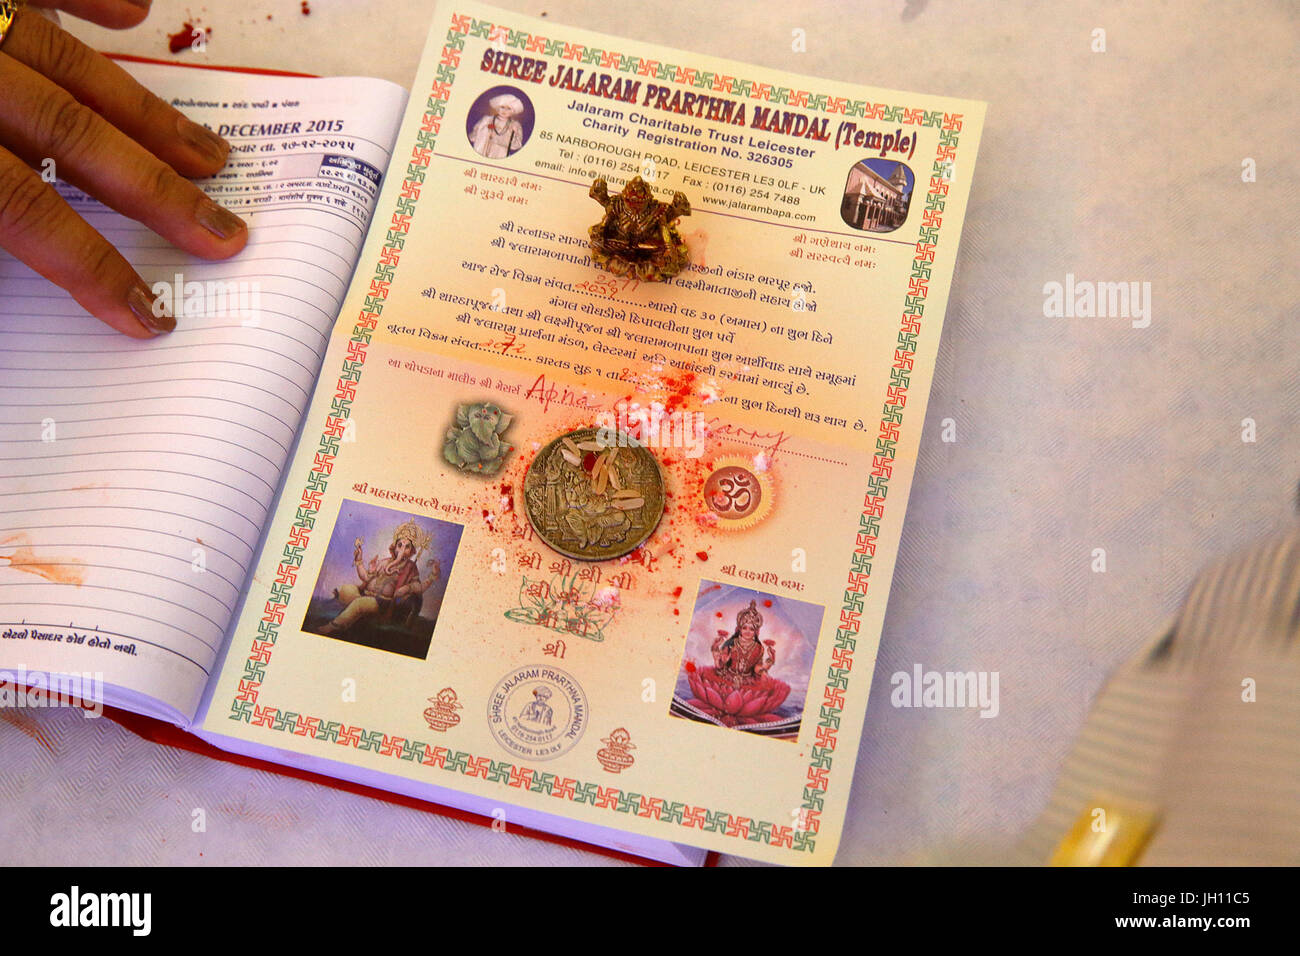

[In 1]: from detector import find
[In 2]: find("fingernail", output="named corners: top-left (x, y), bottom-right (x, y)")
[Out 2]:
top-left (178, 117), bottom-right (230, 165)
top-left (129, 282), bottom-right (174, 334)
top-left (196, 198), bottom-right (246, 240)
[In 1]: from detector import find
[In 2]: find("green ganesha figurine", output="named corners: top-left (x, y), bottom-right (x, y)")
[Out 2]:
top-left (443, 401), bottom-right (515, 476)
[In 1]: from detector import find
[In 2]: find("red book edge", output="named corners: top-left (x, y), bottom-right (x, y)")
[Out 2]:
top-left (78, 52), bottom-right (720, 869)
top-left (105, 704), bottom-right (721, 867)
top-left (106, 51), bottom-right (319, 78)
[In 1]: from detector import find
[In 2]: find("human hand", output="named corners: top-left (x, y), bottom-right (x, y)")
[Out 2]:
top-left (0, 0), bottom-right (248, 338)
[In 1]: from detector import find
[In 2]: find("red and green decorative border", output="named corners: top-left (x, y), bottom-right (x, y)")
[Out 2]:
top-left (227, 10), bottom-right (968, 859)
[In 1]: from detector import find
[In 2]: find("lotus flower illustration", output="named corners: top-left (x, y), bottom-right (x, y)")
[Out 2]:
top-left (684, 662), bottom-right (791, 727)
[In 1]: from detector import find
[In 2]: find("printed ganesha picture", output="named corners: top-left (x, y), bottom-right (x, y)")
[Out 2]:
top-left (671, 581), bottom-right (823, 740)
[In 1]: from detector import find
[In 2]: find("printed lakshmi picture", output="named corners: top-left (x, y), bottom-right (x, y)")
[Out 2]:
top-left (301, 500), bottom-right (464, 659)
top-left (670, 581), bottom-right (824, 740)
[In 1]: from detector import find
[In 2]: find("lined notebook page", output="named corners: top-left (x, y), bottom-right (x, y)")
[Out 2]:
top-left (0, 63), bottom-right (408, 723)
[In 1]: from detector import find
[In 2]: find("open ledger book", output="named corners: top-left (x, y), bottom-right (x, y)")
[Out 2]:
top-left (0, 1), bottom-right (984, 865)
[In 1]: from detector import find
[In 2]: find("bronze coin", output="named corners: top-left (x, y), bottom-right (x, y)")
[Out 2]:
top-left (523, 427), bottom-right (666, 561)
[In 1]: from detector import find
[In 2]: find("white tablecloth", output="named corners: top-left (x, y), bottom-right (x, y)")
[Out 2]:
top-left (3, 0), bottom-right (1297, 866)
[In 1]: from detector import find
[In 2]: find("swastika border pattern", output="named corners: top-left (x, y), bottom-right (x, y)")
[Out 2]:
top-left (226, 10), bottom-right (966, 859)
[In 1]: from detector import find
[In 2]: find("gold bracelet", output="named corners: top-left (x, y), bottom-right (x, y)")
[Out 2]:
top-left (0, 0), bottom-right (26, 51)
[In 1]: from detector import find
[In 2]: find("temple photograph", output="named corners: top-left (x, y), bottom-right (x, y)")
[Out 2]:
top-left (839, 159), bottom-right (914, 232)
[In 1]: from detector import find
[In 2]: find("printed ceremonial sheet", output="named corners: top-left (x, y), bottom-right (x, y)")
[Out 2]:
top-left (203, 0), bottom-right (985, 864)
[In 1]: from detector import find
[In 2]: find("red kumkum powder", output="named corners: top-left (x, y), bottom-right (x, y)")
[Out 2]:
top-left (168, 23), bottom-right (210, 54)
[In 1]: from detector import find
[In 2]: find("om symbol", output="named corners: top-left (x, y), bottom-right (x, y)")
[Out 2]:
top-left (704, 466), bottom-right (762, 519)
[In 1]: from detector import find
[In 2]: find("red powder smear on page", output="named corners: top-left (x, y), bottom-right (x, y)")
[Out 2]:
top-left (0, 535), bottom-right (84, 586)
top-left (696, 551), bottom-right (708, 562)
top-left (168, 23), bottom-right (211, 54)
top-left (301, 1), bottom-right (311, 14)
top-left (671, 586), bottom-right (683, 599)
top-left (763, 599), bottom-right (772, 607)
top-left (661, 372), bottom-right (697, 414)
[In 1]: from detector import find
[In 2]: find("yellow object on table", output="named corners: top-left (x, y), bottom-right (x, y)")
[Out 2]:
top-left (1050, 797), bottom-right (1161, 866)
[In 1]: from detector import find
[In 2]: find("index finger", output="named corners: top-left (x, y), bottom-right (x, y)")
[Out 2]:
top-left (26, 0), bottom-right (152, 31)
top-left (0, 53), bottom-right (248, 261)
top-left (0, 142), bottom-right (171, 337)
top-left (3, 8), bottom-right (230, 178)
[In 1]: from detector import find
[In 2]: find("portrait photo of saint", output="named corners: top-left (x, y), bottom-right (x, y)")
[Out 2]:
top-left (301, 500), bottom-right (464, 659)
top-left (670, 581), bottom-right (824, 740)
top-left (466, 86), bottom-right (535, 159)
